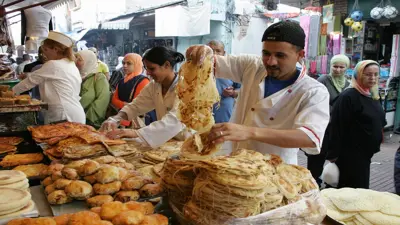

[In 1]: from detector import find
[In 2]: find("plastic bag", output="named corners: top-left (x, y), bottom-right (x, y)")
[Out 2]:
top-left (228, 189), bottom-right (326, 225)
top-left (321, 162), bottom-right (340, 187)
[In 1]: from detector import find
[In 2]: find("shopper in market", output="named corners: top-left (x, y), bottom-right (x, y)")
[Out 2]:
top-left (109, 56), bottom-right (124, 91)
top-left (307, 54), bottom-right (351, 186)
top-left (12, 31), bottom-right (85, 124)
top-left (76, 50), bottom-right (110, 128)
top-left (100, 46), bottom-right (188, 148)
top-left (16, 54), bottom-right (31, 75)
top-left (326, 60), bottom-right (386, 188)
top-left (88, 47), bottom-right (110, 80)
top-left (207, 40), bottom-right (241, 123)
top-left (207, 20), bottom-right (330, 165)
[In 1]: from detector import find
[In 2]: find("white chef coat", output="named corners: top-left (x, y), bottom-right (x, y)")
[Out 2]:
top-left (121, 75), bottom-right (188, 148)
top-left (215, 54), bottom-right (330, 165)
top-left (13, 58), bottom-right (85, 124)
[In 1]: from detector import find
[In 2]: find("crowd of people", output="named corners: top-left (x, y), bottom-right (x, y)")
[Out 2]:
top-left (10, 21), bottom-right (389, 192)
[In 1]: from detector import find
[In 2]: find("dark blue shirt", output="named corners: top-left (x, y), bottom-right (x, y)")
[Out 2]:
top-left (264, 69), bottom-right (300, 98)
top-left (213, 78), bottom-right (241, 123)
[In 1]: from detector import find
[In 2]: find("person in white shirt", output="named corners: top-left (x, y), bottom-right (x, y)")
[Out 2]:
top-left (13, 31), bottom-right (85, 124)
top-left (100, 46), bottom-right (188, 148)
top-left (208, 20), bottom-right (330, 164)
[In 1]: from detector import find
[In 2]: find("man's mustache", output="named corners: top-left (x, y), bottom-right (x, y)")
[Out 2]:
top-left (266, 66), bottom-right (280, 70)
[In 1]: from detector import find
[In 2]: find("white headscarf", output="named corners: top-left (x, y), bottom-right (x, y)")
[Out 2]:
top-left (76, 50), bottom-right (98, 79)
top-left (115, 56), bottom-right (124, 70)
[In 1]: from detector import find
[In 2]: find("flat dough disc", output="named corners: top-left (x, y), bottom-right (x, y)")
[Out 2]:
top-left (0, 179), bottom-right (29, 189)
top-left (0, 188), bottom-right (31, 211)
top-left (0, 200), bottom-right (34, 219)
top-left (0, 170), bottom-right (26, 185)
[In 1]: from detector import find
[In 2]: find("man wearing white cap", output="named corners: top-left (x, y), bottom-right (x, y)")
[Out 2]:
top-left (13, 31), bottom-right (85, 124)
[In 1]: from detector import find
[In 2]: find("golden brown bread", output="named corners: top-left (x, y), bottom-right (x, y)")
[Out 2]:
top-left (139, 183), bottom-right (163, 198)
top-left (64, 180), bottom-right (93, 200)
top-left (51, 170), bottom-right (63, 181)
top-left (124, 202), bottom-right (154, 215)
top-left (95, 166), bottom-right (120, 184)
top-left (93, 181), bottom-right (121, 195)
top-left (53, 213), bottom-right (71, 225)
top-left (112, 210), bottom-right (145, 225)
top-left (47, 190), bottom-right (72, 205)
top-left (121, 176), bottom-right (151, 191)
top-left (0, 153), bottom-right (43, 167)
top-left (54, 178), bottom-right (72, 189)
top-left (114, 191), bottom-right (140, 203)
top-left (42, 176), bottom-right (53, 187)
top-left (90, 206), bottom-right (102, 216)
top-left (83, 173), bottom-right (98, 184)
top-left (139, 214), bottom-right (168, 225)
top-left (100, 201), bottom-right (126, 221)
top-left (45, 183), bottom-right (57, 195)
top-left (86, 195), bottom-right (114, 208)
top-left (67, 211), bottom-right (101, 225)
top-left (78, 160), bottom-right (100, 176)
top-left (61, 167), bottom-right (79, 180)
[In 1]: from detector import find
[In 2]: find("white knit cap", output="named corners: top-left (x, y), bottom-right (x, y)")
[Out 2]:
top-left (47, 31), bottom-right (74, 48)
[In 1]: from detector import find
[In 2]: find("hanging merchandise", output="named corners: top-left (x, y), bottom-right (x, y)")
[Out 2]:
top-left (322, 1), bottom-right (334, 23)
top-left (344, 18), bottom-right (354, 27)
top-left (383, 0), bottom-right (398, 19)
top-left (352, 22), bottom-right (363, 32)
top-left (304, 0), bottom-right (322, 14)
top-left (370, 0), bottom-right (385, 19)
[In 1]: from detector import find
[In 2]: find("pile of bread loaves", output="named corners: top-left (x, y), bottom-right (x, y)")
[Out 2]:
top-left (42, 156), bottom-right (163, 205)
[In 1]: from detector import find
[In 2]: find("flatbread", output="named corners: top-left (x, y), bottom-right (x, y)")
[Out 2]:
top-left (0, 170), bottom-right (26, 185)
top-left (0, 144), bottom-right (17, 154)
top-left (0, 188), bottom-right (31, 211)
top-left (0, 178), bottom-right (28, 189)
top-left (328, 188), bottom-right (383, 212)
top-left (13, 164), bottom-right (49, 178)
top-left (63, 143), bottom-right (107, 160)
top-left (140, 158), bottom-right (157, 165)
top-left (143, 151), bottom-right (170, 162)
top-left (152, 163), bottom-right (164, 177)
top-left (0, 153), bottom-right (44, 167)
top-left (321, 195), bottom-right (357, 221)
top-left (360, 211), bottom-right (400, 225)
top-left (0, 137), bottom-right (23, 145)
top-left (0, 200), bottom-right (34, 219)
top-left (109, 143), bottom-right (139, 157)
top-left (276, 164), bottom-right (312, 184)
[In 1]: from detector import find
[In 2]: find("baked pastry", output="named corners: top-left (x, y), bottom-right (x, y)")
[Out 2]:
top-left (27, 218), bottom-right (57, 225)
top-left (109, 162), bottom-right (134, 170)
top-left (99, 221), bottom-right (113, 225)
top-left (53, 213), bottom-right (72, 225)
top-left (0, 90), bottom-right (14, 98)
top-left (47, 190), bottom-right (72, 205)
top-left (118, 168), bottom-right (129, 182)
top-left (45, 183), bottom-right (57, 195)
top-left (68, 211), bottom-right (101, 225)
top-left (112, 210), bottom-right (145, 225)
top-left (93, 181), bottom-right (121, 195)
top-left (139, 214), bottom-right (168, 225)
top-left (64, 159), bottom-right (88, 170)
top-left (65, 180), bottom-right (93, 200)
top-left (0, 153), bottom-right (43, 167)
top-left (83, 173), bottom-right (97, 184)
top-left (61, 167), bottom-right (79, 180)
top-left (139, 183), bottom-right (163, 198)
top-left (51, 170), bottom-right (63, 181)
top-left (42, 176), bottom-right (53, 187)
top-left (86, 195), bottom-right (114, 208)
top-left (54, 178), bottom-right (72, 189)
top-left (124, 202), bottom-right (154, 215)
top-left (121, 176), bottom-right (151, 191)
top-left (93, 155), bottom-right (116, 164)
top-left (16, 99), bottom-right (31, 105)
top-left (114, 191), bottom-right (140, 203)
top-left (100, 201), bottom-right (126, 221)
top-left (13, 163), bottom-right (48, 178)
top-left (0, 98), bottom-right (15, 105)
top-left (0, 85), bottom-right (9, 92)
top-left (0, 136), bottom-right (23, 145)
top-left (95, 166), bottom-right (119, 184)
top-left (6, 218), bottom-right (34, 225)
top-left (0, 144), bottom-right (17, 154)
top-left (90, 207), bottom-right (102, 216)
top-left (47, 163), bottom-right (64, 175)
top-left (78, 160), bottom-right (100, 176)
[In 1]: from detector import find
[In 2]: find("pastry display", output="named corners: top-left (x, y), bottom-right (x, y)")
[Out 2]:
top-left (113, 191), bottom-right (140, 203)
top-left (0, 188), bottom-right (34, 219)
top-left (64, 180), bottom-right (93, 200)
top-left (13, 163), bottom-right (48, 178)
top-left (86, 195), bottom-right (114, 208)
top-left (0, 170), bottom-right (29, 191)
top-left (0, 136), bottom-right (23, 145)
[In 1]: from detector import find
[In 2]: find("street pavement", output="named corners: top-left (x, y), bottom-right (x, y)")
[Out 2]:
top-left (298, 132), bottom-right (400, 193)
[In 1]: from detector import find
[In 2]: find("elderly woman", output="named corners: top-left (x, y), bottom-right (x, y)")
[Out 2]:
top-left (326, 60), bottom-right (386, 188)
top-left (307, 54), bottom-right (351, 186)
top-left (76, 50), bottom-right (110, 128)
top-left (12, 31), bottom-right (85, 124)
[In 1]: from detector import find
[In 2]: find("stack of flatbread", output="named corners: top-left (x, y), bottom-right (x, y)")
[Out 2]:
top-left (160, 157), bottom-right (196, 212)
top-left (0, 188), bottom-right (34, 219)
top-left (161, 149), bottom-right (319, 225)
top-left (0, 170), bottom-right (29, 191)
top-left (0, 136), bottom-right (23, 155)
top-left (176, 45), bottom-right (220, 133)
top-left (322, 188), bottom-right (400, 225)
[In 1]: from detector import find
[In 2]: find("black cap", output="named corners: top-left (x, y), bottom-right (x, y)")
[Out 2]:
top-left (261, 20), bottom-right (306, 49)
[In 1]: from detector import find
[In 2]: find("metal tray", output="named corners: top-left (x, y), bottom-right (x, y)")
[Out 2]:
top-left (0, 101), bottom-right (48, 113)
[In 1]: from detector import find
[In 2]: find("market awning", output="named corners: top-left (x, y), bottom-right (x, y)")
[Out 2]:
top-left (100, 16), bottom-right (134, 30)
top-left (63, 29), bottom-right (92, 42)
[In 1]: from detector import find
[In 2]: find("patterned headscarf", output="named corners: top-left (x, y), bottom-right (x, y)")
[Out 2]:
top-left (329, 54), bottom-right (350, 93)
top-left (351, 60), bottom-right (380, 100)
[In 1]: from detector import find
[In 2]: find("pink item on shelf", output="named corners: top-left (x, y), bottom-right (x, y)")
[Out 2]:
top-left (332, 34), bottom-right (341, 55)
top-left (392, 35), bottom-right (400, 57)
top-left (300, 15), bottom-right (311, 58)
top-left (321, 55), bottom-right (328, 74)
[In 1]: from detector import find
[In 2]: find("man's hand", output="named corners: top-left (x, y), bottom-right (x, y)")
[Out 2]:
top-left (106, 129), bottom-right (138, 139)
top-left (99, 118), bottom-right (119, 132)
top-left (209, 123), bottom-right (253, 144)
top-left (222, 86), bottom-right (238, 98)
top-left (18, 73), bottom-right (27, 80)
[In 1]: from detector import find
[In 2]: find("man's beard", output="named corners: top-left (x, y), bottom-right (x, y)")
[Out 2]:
top-left (266, 66), bottom-right (280, 78)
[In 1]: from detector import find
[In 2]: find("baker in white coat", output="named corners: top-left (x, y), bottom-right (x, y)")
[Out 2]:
top-left (208, 20), bottom-right (330, 165)
top-left (13, 31), bottom-right (85, 124)
top-left (100, 47), bottom-right (188, 147)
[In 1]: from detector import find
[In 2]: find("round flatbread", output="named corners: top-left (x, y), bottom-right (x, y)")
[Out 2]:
top-left (152, 163), bottom-right (164, 177)
top-left (0, 188), bottom-right (31, 212)
top-left (0, 200), bottom-right (34, 219)
top-left (0, 178), bottom-right (29, 190)
top-left (0, 170), bottom-right (26, 185)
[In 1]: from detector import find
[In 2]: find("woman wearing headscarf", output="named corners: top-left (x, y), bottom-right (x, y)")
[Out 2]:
top-left (326, 60), bottom-right (386, 188)
top-left (111, 53), bottom-right (149, 110)
top-left (110, 56), bottom-right (124, 92)
top-left (307, 54), bottom-right (351, 186)
top-left (76, 50), bottom-right (110, 128)
top-left (12, 31), bottom-right (85, 124)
